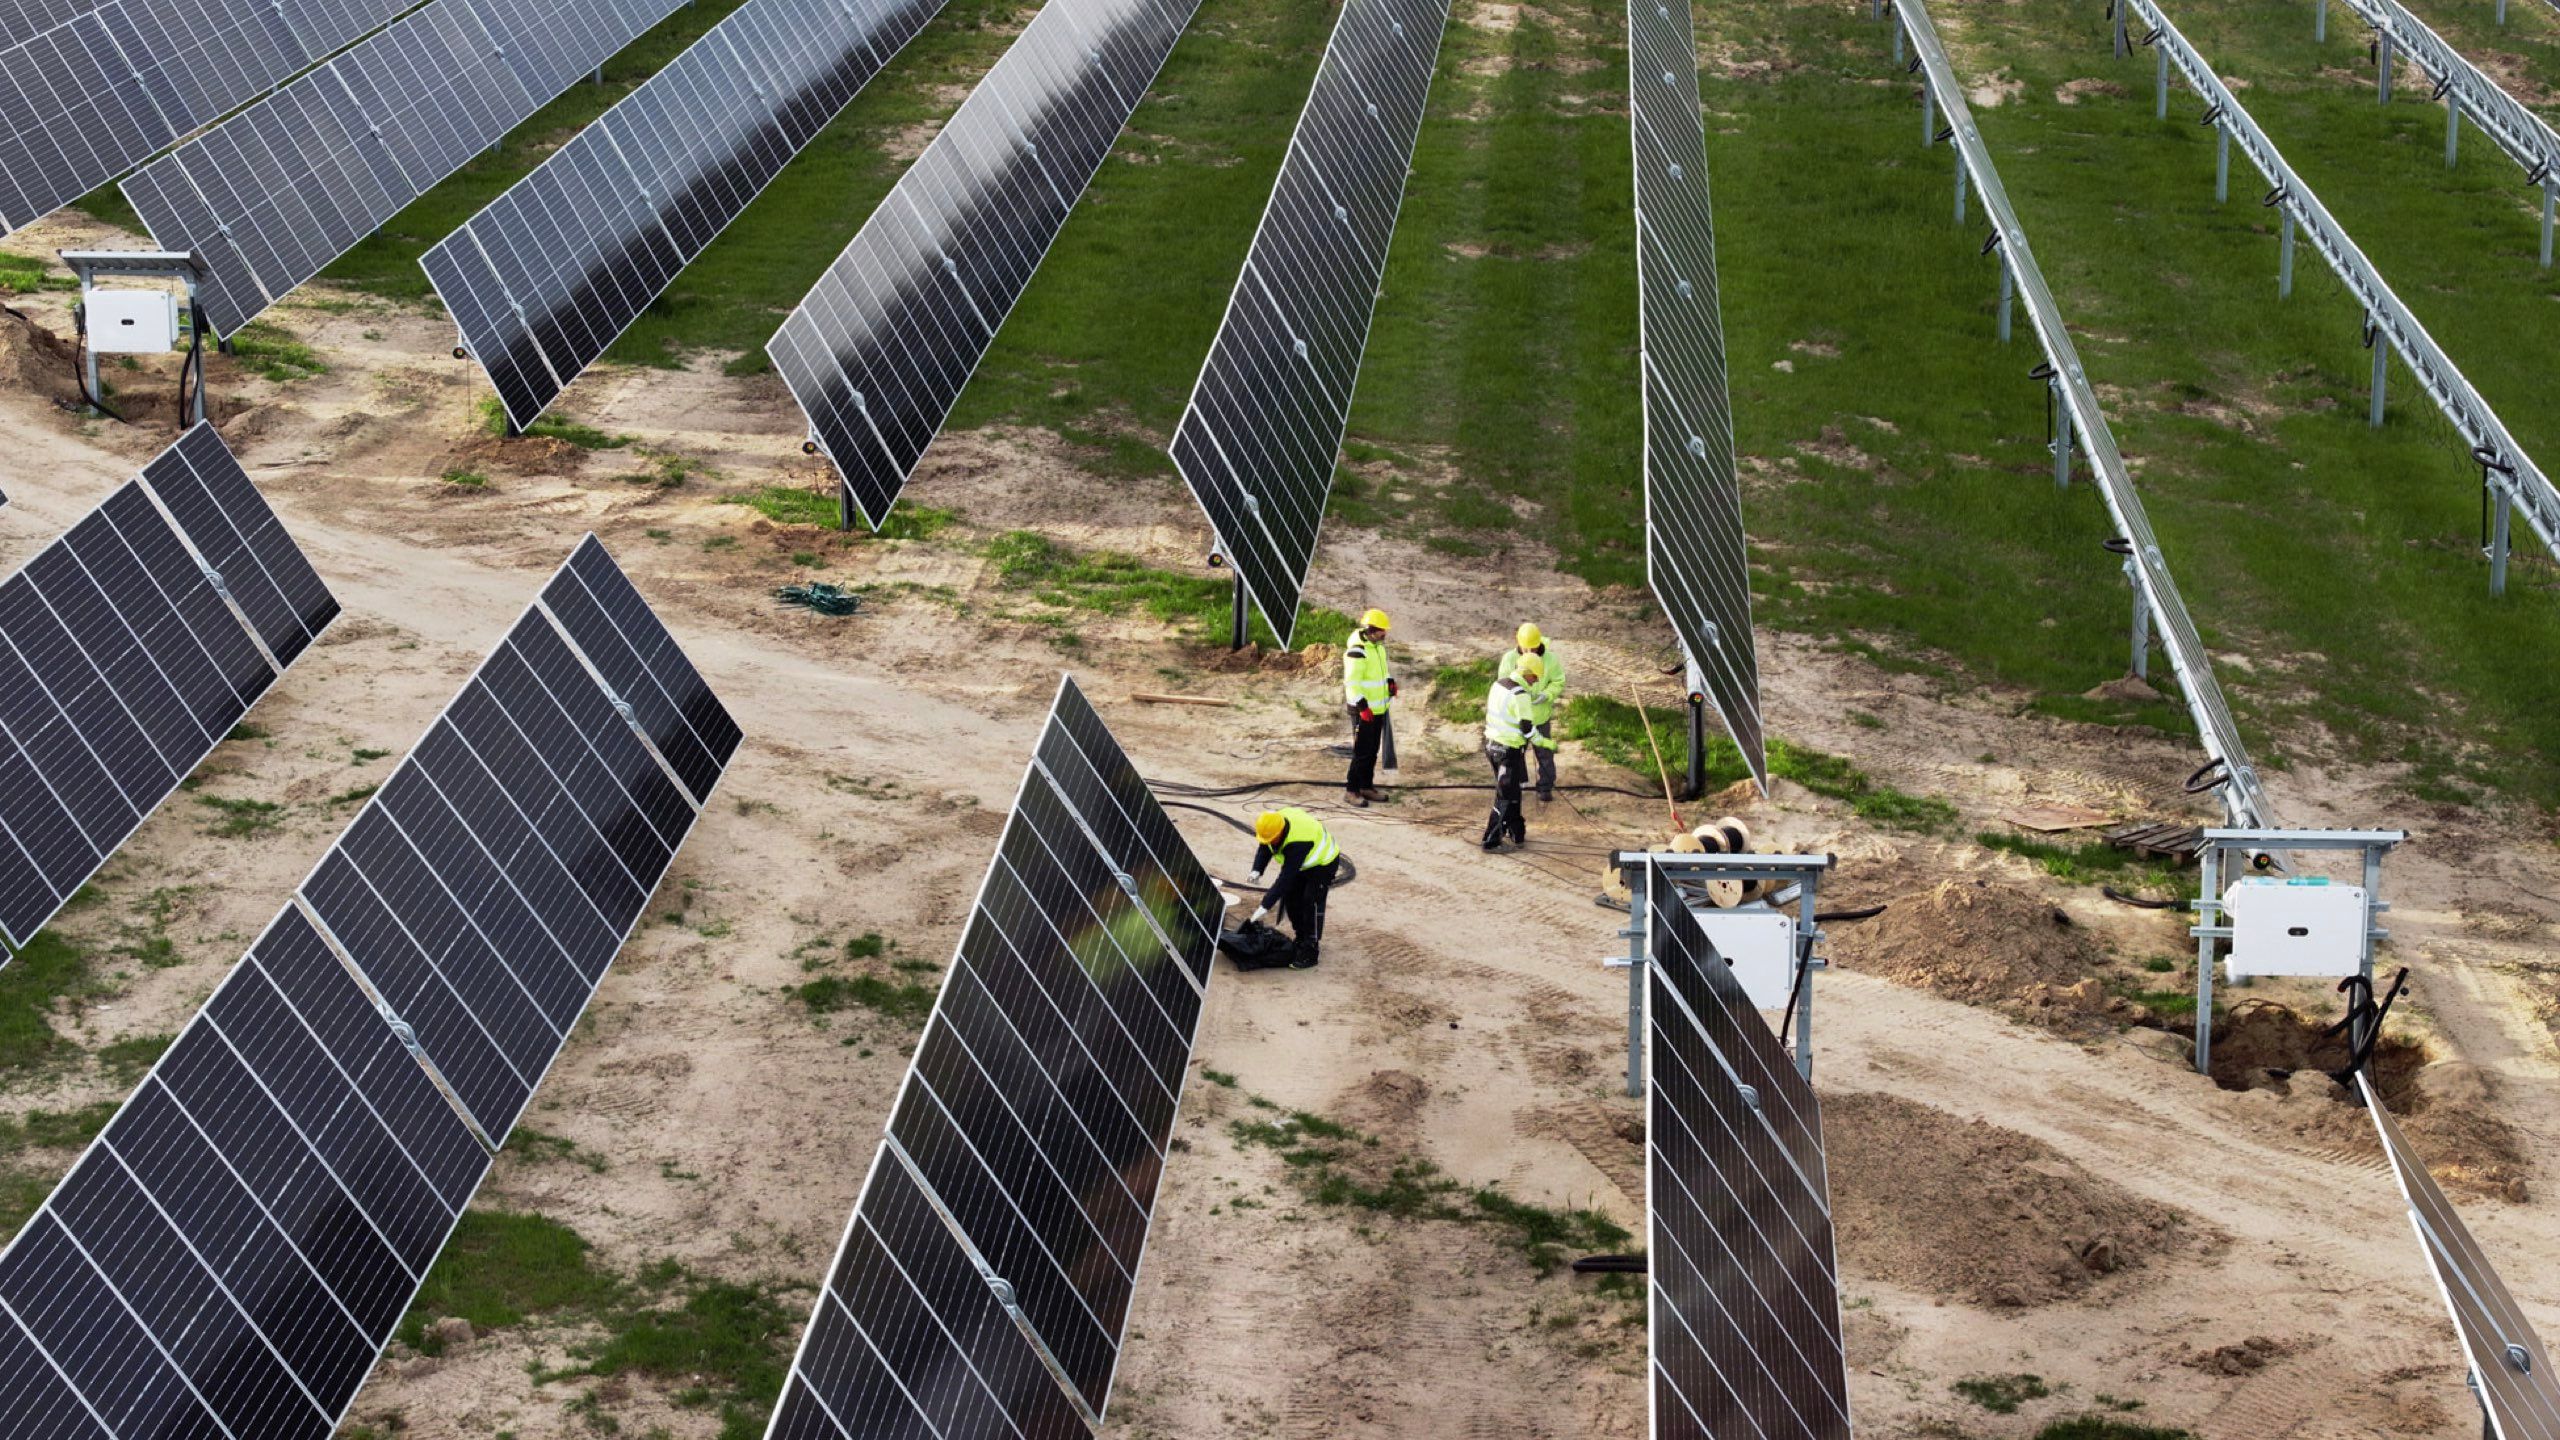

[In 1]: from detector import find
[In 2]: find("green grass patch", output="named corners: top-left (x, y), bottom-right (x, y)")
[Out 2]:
top-left (1429, 656), bottom-right (1502, 726)
top-left (400, 1210), bottom-right (618, 1348)
top-left (195, 794), bottom-right (285, 837)
top-left (353, 747), bottom-right (392, 763)
top-left (2035, 1421), bottom-right (2196, 1440)
top-left (328, 784), bottom-right (379, 808)
top-left (792, 974), bottom-right (934, 1023)
top-left (476, 395), bottom-right (630, 449)
top-left (96, 1033), bottom-right (172, 1086)
top-left (0, 251), bottom-right (74, 294)
top-left (1565, 697), bottom-right (1956, 830)
top-left (0, 924), bottom-right (103, 1077)
top-left (227, 322), bottom-right (327, 383)
top-left (440, 468), bottom-right (488, 488)
top-left (1978, 832), bottom-right (2191, 897)
top-left (508, 1126), bottom-right (609, 1174)
top-left (1955, 1374), bottom-right (2052, 1414)
top-left (984, 531), bottom-right (1353, 648)
top-left (722, 488), bottom-right (965, 533)
top-left (0, 1101), bottom-right (119, 1155)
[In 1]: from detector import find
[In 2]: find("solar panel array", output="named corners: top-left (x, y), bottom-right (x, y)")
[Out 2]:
top-left (1630, 0), bottom-right (1764, 791)
top-left (2361, 1072), bottom-right (2560, 1440)
top-left (0, 534), bottom-right (737, 1439)
top-left (1645, 861), bottom-right (1850, 1440)
top-left (0, 0), bottom-right (413, 234)
top-left (121, 0), bottom-right (689, 338)
top-left (768, 674), bottom-right (1221, 1437)
top-left (1163, 0), bottom-right (1451, 647)
top-left (423, 0), bottom-right (949, 432)
top-left (0, 423), bottom-right (337, 954)
top-left (768, 0), bottom-right (1203, 530)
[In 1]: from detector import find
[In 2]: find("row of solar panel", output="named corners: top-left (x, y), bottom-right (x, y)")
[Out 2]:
top-left (768, 0), bottom-right (1202, 529)
top-left (768, 677), bottom-right (1223, 1437)
top-left (0, 423), bottom-right (336, 951)
top-left (1166, 0), bottom-right (1450, 647)
top-left (0, 0), bottom-right (413, 233)
top-left (0, 532), bottom-right (738, 1440)
top-left (122, 0), bottom-right (689, 337)
top-left (1629, 0), bottom-right (1764, 790)
top-left (425, 0), bottom-right (948, 430)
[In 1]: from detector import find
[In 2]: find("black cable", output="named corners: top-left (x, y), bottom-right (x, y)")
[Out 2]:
top-left (68, 306), bottom-right (127, 423)
top-left (1570, 1255), bottom-right (1647, 1275)
top-left (2102, 885), bottom-right (2190, 910)
top-left (1814, 904), bottom-right (1888, 923)
top-left (1149, 776), bottom-right (1660, 800)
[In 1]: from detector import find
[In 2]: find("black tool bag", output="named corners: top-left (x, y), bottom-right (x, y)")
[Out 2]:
top-left (1217, 920), bottom-right (1296, 970)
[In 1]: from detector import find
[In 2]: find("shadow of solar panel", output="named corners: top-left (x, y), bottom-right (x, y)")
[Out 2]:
top-left (122, 0), bottom-right (687, 336)
top-left (0, 539), bottom-right (735, 1439)
top-left (1164, 0), bottom-right (1448, 647)
top-left (0, 0), bottom-right (413, 234)
top-left (426, 0), bottom-right (948, 432)
top-left (2360, 1072), bottom-right (2560, 1440)
top-left (1628, 0), bottom-right (1763, 791)
top-left (767, 675), bottom-right (1214, 1437)
top-left (768, 0), bottom-right (1203, 531)
top-left (1646, 863), bottom-right (1849, 1440)
top-left (0, 423), bottom-right (332, 953)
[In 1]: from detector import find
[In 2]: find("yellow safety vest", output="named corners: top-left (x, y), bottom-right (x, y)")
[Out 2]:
top-left (1343, 631), bottom-right (1391, 713)
top-left (1275, 807), bottom-right (1340, 865)
top-left (1483, 680), bottom-right (1534, 748)
top-left (1497, 643), bottom-right (1564, 722)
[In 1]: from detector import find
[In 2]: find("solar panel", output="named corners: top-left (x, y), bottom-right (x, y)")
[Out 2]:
top-left (1162, 0), bottom-right (1450, 647)
top-left (1629, 0), bottom-right (1763, 790)
top-left (0, 0), bottom-right (413, 235)
top-left (121, 0), bottom-right (689, 338)
top-left (768, 674), bottom-right (1212, 1436)
top-left (424, 0), bottom-right (949, 431)
top-left (768, 0), bottom-right (1203, 530)
top-left (1646, 861), bottom-right (1849, 1440)
top-left (0, 422), bottom-right (335, 955)
top-left (2361, 1072), bottom-right (2560, 1440)
top-left (0, 534), bottom-right (735, 1438)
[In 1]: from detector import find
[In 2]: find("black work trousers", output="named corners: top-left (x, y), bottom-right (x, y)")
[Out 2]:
top-left (1346, 707), bottom-right (1386, 792)
top-left (1529, 720), bottom-right (1556, 798)
top-left (1283, 859), bottom-right (1337, 964)
top-left (1483, 743), bottom-right (1527, 846)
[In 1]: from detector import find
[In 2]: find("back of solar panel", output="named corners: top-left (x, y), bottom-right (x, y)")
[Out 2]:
top-left (0, 533), bottom-right (740, 1439)
top-left (766, 674), bottom-right (1222, 1438)
top-left (1646, 862), bottom-right (1850, 1440)
top-left (0, 422), bottom-right (337, 955)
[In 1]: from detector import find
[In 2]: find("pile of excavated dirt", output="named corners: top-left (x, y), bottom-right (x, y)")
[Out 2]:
top-left (1825, 1092), bottom-right (2220, 1308)
top-left (1824, 878), bottom-right (2119, 1030)
top-left (1, 303), bottom-right (86, 411)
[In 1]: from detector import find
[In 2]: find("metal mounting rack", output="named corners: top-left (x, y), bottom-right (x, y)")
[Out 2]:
top-left (1608, 851), bottom-right (1831, 1092)
top-left (58, 249), bottom-right (209, 427)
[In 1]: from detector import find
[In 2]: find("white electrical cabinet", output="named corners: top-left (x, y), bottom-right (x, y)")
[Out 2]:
top-left (87, 290), bottom-right (178, 354)
top-left (1692, 907), bottom-right (1799, 1010)
top-left (2224, 877), bottom-right (2367, 979)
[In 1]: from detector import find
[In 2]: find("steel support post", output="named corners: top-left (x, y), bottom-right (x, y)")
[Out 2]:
top-left (1230, 571), bottom-right (1249, 651)
top-left (1893, 17), bottom-right (1903, 64)
top-left (2194, 843), bottom-right (2222, 1076)
top-left (1791, 870), bottom-right (1821, 1082)
top-left (2499, 0), bottom-right (2508, 23)
top-left (1953, 149), bottom-right (1967, 224)
top-left (1623, 880), bottom-right (1646, 1099)
top-left (2369, 321), bottom-right (2389, 427)
top-left (2114, 0), bottom-right (2128, 58)
top-left (2126, 558), bottom-right (2151, 679)
top-left (1996, 259), bottom-right (2015, 343)
top-left (2052, 383), bottom-right (2074, 489)
top-left (2280, 210), bottom-right (2296, 297)
top-left (2157, 47), bottom-right (2170, 119)
top-left (1682, 692), bottom-right (1707, 802)
top-left (2446, 94), bottom-right (2462, 167)
top-left (2215, 123), bottom-right (2230, 202)
top-left (2316, 0), bottom-right (2327, 42)
top-left (2378, 32), bottom-right (2394, 104)
top-left (2490, 490), bottom-right (2512, 596)
top-left (2543, 182), bottom-right (2556, 269)
top-left (1921, 83), bottom-right (1934, 146)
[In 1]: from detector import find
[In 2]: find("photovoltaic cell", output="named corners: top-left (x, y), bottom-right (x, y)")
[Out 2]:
top-left (425, 0), bottom-right (950, 431)
top-left (1646, 862), bottom-right (1849, 1440)
top-left (0, 537), bottom-right (736, 1439)
top-left (1165, 0), bottom-right (1450, 646)
top-left (539, 534), bottom-right (742, 805)
top-left (121, 0), bottom-right (689, 337)
top-left (1628, 0), bottom-right (1764, 790)
top-left (2361, 1072), bottom-right (2560, 1440)
top-left (0, 422), bottom-right (333, 954)
top-left (0, 0), bottom-right (413, 234)
top-left (768, 0), bottom-right (1202, 531)
top-left (767, 674), bottom-right (1212, 1437)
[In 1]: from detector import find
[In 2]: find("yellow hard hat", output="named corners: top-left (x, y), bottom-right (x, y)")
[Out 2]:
top-left (1517, 654), bottom-right (1543, 682)
top-left (1255, 811), bottom-right (1287, 845)
top-left (1361, 608), bottom-right (1391, 632)
top-left (1517, 622), bottom-right (1543, 650)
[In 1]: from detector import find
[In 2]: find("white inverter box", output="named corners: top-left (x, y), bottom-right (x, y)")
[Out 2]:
top-left (87, 290), bottom-right (178, 354)
top-left (1692, 907), bottom-right (1798, 1010)
top-left (2224, 876), bottom-right (2367, 980)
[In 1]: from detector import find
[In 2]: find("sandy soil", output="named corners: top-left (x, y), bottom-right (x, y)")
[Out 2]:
top-left (2, 185), bottom-right (2558, 1440)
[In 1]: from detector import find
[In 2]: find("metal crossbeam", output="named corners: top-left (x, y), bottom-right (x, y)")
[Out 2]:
top-left (2118, 0), bottom-right (2560, 593)
top-left (1895, 0), bottom-right (2274, 829)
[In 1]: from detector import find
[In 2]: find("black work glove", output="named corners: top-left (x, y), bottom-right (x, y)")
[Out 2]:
top-left (1387, 678), bottom-right (1398, 698)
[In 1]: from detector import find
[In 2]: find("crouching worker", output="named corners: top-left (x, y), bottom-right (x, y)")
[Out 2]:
top-left (1231, 808), bottom-right (1340, 971)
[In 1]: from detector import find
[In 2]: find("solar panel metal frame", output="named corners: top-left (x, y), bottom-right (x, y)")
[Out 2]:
top-left (422, 0), bottom-right (951, 432)
top-left (119, 0), bottom-right (689, 338)
top-left (0, 0), bottom-right (416, 235)
top-left (766, 0), bottom-right (1204, 533)
top-left (1645, 860), bottom-right (1850, 1440)
top-left (2360, 1071), bottom-right (2560, 1440)
top-left (0, 421), bottom-right (337, 956)
top-left (1162, 0), bottom-right (1452, 648)
top-left (0, 534), bottom-right (735, 1439)
top-left (2330, 0), bottom-right (2560, 245)
top-left (766, 673), bottom-right (1214, 1438)
top-left (1630, 0), bottom-right (1764, 791)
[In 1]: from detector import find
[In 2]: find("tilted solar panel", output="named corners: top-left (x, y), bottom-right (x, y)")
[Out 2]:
top-left (768, 0), bottom-right (1202, 530)
top-left (0, 423), bottom-right (335, 954)
top-left (2361, 1072), bottom-right (2560, 1440)
top-left (0, 0), bottom-right (413, 234)
top-left (0, 535), bottom-right (736, 1437)
top-left (426, 0), bottom-right (948, 431)
top-left (122, 0), bottom-right (688, 337)
top-left (1164, 0), bottom-right (1449, 647)
top-left (1646, 862), bottom-right (1849, 1440)
top-left (768, 674), bottom-right (1213, 1436)
top-left (1628, 0), bottom-right (1763, 790)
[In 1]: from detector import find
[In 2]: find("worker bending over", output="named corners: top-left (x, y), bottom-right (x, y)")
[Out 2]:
top-left (1497, 622), bottom-right (1565, 801)
top-left (1482, 658), bottom-right (1540, 850)
top-left (1341, 609), bottom-right (1394, 807)
top-left (1247, 808), bottom-right (1340, 969)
